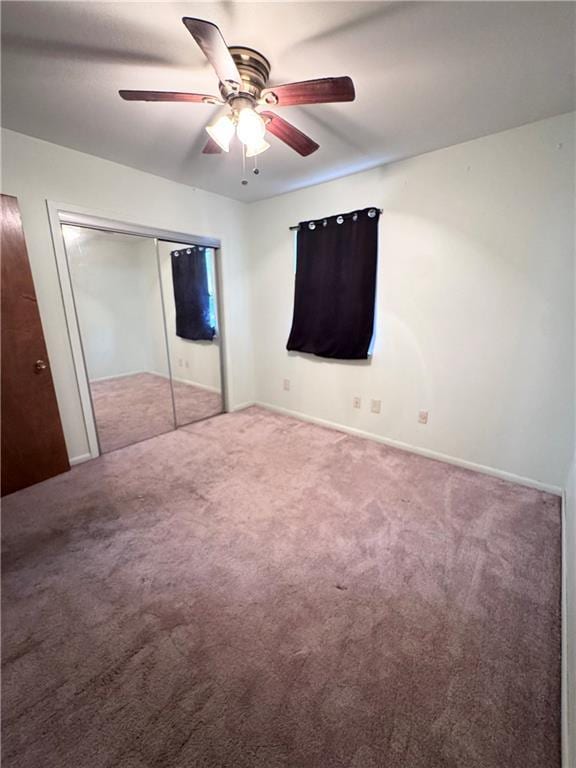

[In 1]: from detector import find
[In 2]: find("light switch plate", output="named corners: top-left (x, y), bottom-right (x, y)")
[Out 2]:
top-left (418, 410), bottom-right (429, 424)
top-left (371, 399), bottom-right (381, 414)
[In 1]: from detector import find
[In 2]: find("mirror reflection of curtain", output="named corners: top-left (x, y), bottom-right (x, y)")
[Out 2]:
top-left (171, 246), bottom-right (215, 342)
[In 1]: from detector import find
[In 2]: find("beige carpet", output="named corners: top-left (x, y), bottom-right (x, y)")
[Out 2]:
top-left (90, 372), bottom-right (222, 452)
top-left (1, 407), bottom-right (561, 767)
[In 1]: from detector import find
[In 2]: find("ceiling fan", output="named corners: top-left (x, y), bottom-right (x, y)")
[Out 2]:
top-left (119, 17), bottom-right (355, 163)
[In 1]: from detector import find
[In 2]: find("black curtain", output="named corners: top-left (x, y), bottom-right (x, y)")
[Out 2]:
top-left (171, 247), bottom-right (215, 341)
top-left (286, 207), bottom-right (380, 360)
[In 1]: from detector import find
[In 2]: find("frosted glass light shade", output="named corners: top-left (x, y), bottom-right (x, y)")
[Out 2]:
top-left (236, 108), bottom-right (266, 146)
top-left (245, 139), bottom-right (270, 158)
top-left (206, 115), bottom-right (235, 152)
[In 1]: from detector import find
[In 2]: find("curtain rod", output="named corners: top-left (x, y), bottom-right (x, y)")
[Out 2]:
top-left (289, 209), bottom-right (383, 231)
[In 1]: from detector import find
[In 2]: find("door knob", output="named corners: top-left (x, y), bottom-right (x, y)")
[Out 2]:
top-left (34, 359), bottom-right (48, 373)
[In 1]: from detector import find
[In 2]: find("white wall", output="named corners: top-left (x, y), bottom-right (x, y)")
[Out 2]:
top-left (65, 230), bottom-right (168, 381)
top-left (157, 240), bottom-right (222, 393)
top-left (247, 113), bottom-right (575, 491)
top-left (134, 237), bottom-right (171, 379)
top-left (2, 116), bottom-right (573, 486)
top-left (1, 127), bottom-right (254, 463)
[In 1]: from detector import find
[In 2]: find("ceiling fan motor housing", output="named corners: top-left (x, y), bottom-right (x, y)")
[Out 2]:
top-left (224, 47), bottom-right (271, 103)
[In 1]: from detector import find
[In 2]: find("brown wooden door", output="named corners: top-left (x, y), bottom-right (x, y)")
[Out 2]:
top-left (1, 194), bottom-right (70, 496)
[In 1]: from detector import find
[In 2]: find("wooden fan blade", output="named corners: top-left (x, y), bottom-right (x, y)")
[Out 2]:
top-left (119, 90), bottom-right (219, 103)
top-left (261, 77), bottom-right (355, 107)
top-left (202, 137), bottom-right (223, 154)
top-left (182, 17), bottom-right (241, 87)
top-left (261, 111), bottom-right (319, 157)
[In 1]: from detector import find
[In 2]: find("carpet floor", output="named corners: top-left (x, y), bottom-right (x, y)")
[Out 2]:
top-left (90, 372), bottom-right (223, 452)
top-left (1, 407), bottom-right (561, 768)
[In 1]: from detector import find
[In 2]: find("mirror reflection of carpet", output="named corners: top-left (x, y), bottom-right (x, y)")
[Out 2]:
top-left (90, 372), bottom-right (223, 453)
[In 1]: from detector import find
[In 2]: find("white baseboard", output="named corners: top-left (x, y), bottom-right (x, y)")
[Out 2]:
top-left (171, 376), bottom-right (220, 393)
top-left (90, 370), bottom-right (220, 393)
top-left (229, 401), bottom-right (256, 413)
top-left (89, 370), bottom-right (147, 383)
top-left (562, 489), bottom-right (570, 768)
top-left (256, 402), bottom-right (562, 496)
top-left (148, 371), bottom-right (220, 393)
top-left (69, 452), bottom-right (92, 466)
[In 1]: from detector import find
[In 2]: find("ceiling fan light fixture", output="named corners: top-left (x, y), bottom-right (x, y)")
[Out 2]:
top-left (206, 114), bottom-right (235, 152)
top-left (120, 19), bottom-right (355, 166)
top-left (236, 108), bottom-right (266, 146)
top-left (245, 138), bottom-right (270, 158)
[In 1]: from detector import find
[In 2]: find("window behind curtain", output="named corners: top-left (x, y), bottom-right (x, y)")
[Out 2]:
top-left (204, 249), bottom-right (217, 332)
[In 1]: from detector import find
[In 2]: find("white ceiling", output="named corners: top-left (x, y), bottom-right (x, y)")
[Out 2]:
top-left (2, 1), bottom-right (574, 202)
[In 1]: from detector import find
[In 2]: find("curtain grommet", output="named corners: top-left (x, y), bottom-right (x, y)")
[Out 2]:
top-left (174, 251), bottom-right (179, 257)
top-left (336, 216), bottom-right (344, 224)
top-left (186, 248), bottom-right (192, 254)
top-left (368, 208), bottom-right (377, 218)
top-left (308, 222), bottom-right (316, 230)
top-left (352, 213), bottom-right (358, 222)
top-left (322, 219), bottom-right (327, 227)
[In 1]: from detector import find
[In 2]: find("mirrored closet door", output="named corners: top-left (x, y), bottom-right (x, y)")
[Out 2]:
top-left (61, 225), bottom-right (224, 455)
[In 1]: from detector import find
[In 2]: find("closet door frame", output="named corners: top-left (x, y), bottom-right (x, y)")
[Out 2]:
top-left (47, 201), bottom-right (228, 461)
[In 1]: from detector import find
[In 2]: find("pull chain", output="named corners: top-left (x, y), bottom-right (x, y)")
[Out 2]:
top-left (241, 143), bottom-right (248, 186)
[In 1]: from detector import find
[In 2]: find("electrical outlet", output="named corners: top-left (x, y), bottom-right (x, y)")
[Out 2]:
top-left (418, 410), bottom-right (429, 424)
top-left (371, 399), bottom-right (381, 414)
top-left (283, 378), bottom-right (290, 391)
top-left (353, 396), bottom-right (361, 409)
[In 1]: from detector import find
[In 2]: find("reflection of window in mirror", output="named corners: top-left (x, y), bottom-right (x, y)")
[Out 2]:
top-left (205, 249), bottom-right (218, 337)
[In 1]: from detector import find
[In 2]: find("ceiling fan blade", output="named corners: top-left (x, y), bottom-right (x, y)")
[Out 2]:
top-left (119, 90), bottom-right (219, 103)
top-left (261, 111), bottom-right (319, 157)
top-left (182, 17), bottom-right (241, 87)
top-left (261, 77), bottom-right (355, 107)
top-left (202, 137), bottom-right (223, 154)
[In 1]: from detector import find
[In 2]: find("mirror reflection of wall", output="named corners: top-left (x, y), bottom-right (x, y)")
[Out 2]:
top-left (63, 226), bottom-right (175, 453)
top-left (157, 241), bottom-right (223, 427)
